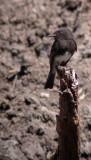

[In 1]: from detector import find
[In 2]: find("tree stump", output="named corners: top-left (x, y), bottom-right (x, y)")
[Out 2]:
top-left (51, 66), bottom-right (80, 160)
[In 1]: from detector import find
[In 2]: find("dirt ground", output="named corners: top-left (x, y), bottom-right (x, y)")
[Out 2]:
top-left (0, 0), bottom-right (91, 160)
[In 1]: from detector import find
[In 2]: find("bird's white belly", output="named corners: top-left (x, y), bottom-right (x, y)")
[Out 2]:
top-left (55, 51), bottom-right (71, 64)
top-left (52, 51), bottom-right (71, 74)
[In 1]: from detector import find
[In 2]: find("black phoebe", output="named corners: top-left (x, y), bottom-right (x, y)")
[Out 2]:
top-left (44, 28), bottom-right (77, 89)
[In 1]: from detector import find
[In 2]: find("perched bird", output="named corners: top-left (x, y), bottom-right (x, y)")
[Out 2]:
top-left (44, 28), bottom-right (77, 89)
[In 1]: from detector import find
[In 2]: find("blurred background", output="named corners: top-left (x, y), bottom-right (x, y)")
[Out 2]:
top-left (0, 0), bottom-right (91, 160)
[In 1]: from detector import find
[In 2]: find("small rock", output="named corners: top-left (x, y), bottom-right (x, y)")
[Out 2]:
top-left (25, 95), bottom-right (40, 105)
top-left (6, 94), bottom-right (16, 101)
top-left (35, 43), bottom-right (50, 57)
top-left (81, 141), bottom-right (91, 155)
top-left (9, 44), bottom-right (25, 56)
top-left (46, 151), bottom-right (53, 160)
top-left (42, 110), bottom-right (53, 123)
top-left (40, 92), bottom-right (49, 98)
top-left (40, 99), bottom-right (50, 106)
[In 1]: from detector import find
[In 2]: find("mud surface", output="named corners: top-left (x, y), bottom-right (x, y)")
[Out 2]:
top-left (0, 0), bottom-right (91, 160)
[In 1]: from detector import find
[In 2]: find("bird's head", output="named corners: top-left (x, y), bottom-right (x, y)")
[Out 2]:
top-left (48, 28), bottom-right (74, 40)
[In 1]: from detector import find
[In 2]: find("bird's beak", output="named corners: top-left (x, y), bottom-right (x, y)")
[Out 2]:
top-left (48, 34), bottom-right (56, 37)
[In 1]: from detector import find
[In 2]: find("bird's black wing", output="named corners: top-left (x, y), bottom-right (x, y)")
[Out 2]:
top-left (49, 40), bottom-right (68, 71)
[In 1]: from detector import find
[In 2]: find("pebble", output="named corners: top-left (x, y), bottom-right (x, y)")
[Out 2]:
top-left (40, 92), bottom-right (49, 98)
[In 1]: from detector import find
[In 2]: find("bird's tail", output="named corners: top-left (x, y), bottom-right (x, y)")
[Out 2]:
top-left (44, 72), bottom-right (55, 89)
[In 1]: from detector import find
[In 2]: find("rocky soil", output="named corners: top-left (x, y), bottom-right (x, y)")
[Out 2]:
top-left (0, 0), bottom-right (91, 160)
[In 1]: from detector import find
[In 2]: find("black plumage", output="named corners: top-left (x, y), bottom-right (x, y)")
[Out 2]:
top-left (44, 28), bottom-right (77, 89)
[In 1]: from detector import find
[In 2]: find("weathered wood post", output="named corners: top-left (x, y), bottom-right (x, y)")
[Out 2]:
top-left (51, 66), bottom-right (80, 160)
